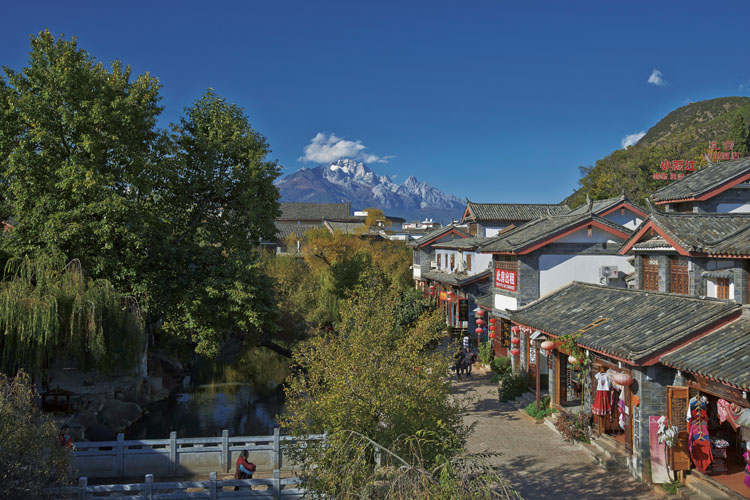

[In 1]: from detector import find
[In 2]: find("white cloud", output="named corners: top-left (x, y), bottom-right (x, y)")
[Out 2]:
top-left (648, 69), bottom-right (667, 87)
top-left (299, 132), bottom-right (394, 164)
top-left (740, 79), bottom-right (750, 93)
top-left (621, 130), bottom-right (646, 149)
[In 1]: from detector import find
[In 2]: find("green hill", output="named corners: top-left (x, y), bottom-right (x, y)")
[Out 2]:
top-left (566, 97), bottom-right (750, 209)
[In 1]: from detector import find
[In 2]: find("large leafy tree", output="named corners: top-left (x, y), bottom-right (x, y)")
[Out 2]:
top-left (0, 31), bottom-right (281, 360)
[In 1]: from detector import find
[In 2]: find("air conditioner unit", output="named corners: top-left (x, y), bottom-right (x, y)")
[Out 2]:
top-left (599, 266), bottom-right (618, 279)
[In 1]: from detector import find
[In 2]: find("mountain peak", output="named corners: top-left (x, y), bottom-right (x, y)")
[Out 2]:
top-left (276, 161), bottom-right (464, 221)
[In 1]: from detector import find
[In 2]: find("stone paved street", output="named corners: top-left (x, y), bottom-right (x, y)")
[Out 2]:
top-left (454, 369), bottom-right (658, 500)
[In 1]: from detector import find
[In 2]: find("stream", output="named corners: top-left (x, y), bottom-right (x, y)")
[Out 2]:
top-left (127, 347), bottom-right (290, 439)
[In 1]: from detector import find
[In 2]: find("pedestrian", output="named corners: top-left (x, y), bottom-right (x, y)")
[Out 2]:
top-left (462, 334), bottom-right (469, 350)
top-left (59, 424), bottom-right (73, 449)
top-left (234, 450), bottom-right (256, 491)
top-left (465, 348), bottom-right (475, 377)
top-left (454, 348), bottom-right (466, 379)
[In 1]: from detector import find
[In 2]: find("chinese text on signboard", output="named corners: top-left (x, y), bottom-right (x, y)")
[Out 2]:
top-left (654, 141), bottom-right (740, 181)
top-left (495, 268), bottom-right (517, 291)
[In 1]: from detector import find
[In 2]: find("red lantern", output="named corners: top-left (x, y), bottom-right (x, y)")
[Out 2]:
top-left (510, 347), bottom-right (520, 356)
top-left (475, 327), bottom-right (483, 335)
top-left (540, 340), bottom-right (555, 352)
top-left (489, 332), bottom-right (496, 339)
top-left (568, 355), bottom-right (579, 365)
top-left (613, 372), bottom-right (633, 386)
top-left (488, 324), bottom-right (495, 331)
top-left (489, 317), bottom-right (497, 324)
top-left (511, 326), bottom-right (519, 334)
top-left (510, 337), bottom-right (520, 345)
top-left (476, 309), bottom-right (485, 317)
top-left (476, 318), bottom-right (484, 327)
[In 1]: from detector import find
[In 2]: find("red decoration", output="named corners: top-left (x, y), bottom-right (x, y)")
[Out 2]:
top-left (488, 324), bottom-right (495, 331)
top-left (489, 332), bottom-right (496, 339)
top-left (510, 347), bottom-right (520, 356)
top-left (475, 327), bottom-right (483, 335)
top-left (476, 309), bottom-right (485, 317)
top-left (540, 340), bottom-right (555, 352)
top-left (613, 372), bottom-right (633, 386)
top-left (511, 326), bottom-right (519, 334)
top-left (489, 317), bottom-right (496, 324)
top-left (476, 318), bottom-right (484, 327)
top-left (510, 337), bottom-right (520, 345)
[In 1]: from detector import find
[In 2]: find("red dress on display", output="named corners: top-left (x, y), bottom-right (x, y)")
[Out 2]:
top-left (687, 398), bottom-right (713, 473)
top-left (592, 372), bottom-right (611, 416)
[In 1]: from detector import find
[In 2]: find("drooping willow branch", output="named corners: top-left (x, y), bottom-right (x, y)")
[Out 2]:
top-left (0, 254), bottom-right (145, 375)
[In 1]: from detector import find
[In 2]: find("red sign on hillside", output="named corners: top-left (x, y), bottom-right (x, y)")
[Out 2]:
top-left (495, 269), bottom-right (517, 292)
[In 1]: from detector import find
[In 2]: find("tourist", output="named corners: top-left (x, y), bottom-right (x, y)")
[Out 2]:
top-left (454, 348), bottom-right (466, 379)
top-left (234, 450), bottom-right (256, 490)
top-left (59, 424), bottom-right (73, 449)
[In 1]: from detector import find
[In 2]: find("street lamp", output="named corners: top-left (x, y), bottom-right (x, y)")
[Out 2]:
top-left (529, 330), bottom-right (547, 414)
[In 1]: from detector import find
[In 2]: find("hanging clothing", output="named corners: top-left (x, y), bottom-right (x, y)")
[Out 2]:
top-left (688, 398), bottom-right (713, 473)
top-left (618, 399), bottom-right (626, 430)
top-left (744, 449), bottom-right (750, 490)
top-left (609, 387), bottom-right (621, 424)
top-left (595, 372), bottom-right (610, 391)
top-left (716, 399), bottom-right (737, 430)
top-left (736, 408), bottom-right (750, 428)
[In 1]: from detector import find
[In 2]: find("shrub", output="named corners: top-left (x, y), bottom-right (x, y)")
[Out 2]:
top-left (490, 356), bottom-right (511, 376)
top-left (524, 395), bottom-right (555, 419)
top-left (478, 341), bottom-right (494, 365)
top-left (554, 410), bottom-right (593, 444)
top-left (496, 373), bottom-right (527, 402)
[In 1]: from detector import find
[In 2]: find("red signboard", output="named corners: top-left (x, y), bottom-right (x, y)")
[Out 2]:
top-left (495, 268), bottom-right (517, 291)
top-left (653, 141), bottom-right (741, 181)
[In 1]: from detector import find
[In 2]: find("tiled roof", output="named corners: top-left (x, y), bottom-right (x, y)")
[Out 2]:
top-left (475, 293), bottom-right (493, 310)
top-left (324, 220), bottom-right (366, 234)
top-left (407, 224), bottom-right (469, 248)
top-left (274, 222), bottom-right (323, 241)
top-left (479, 213), bottom-right (632, 253)
top-left (623, 211), bottom-right (750, 256)
top-left (464, 201), bottom-right (570, 222)
top-left (568, 195), bottom-right (647, 217)
top-left (279, 202), bottom-right (351, 220)
top-left (650, 157), bottom-right (750, 203)
top-left (422, 269), bottom-right (492, 287)
top-left (509, 282), bottom-right (741, 364)
top-left (661, 310), bottom-right (750, 391)
top-left (631, 236), bottom-right (674, 251)
top-left (432, 236), bottom-right (493, 250)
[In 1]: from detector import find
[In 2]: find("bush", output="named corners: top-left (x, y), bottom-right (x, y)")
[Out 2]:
top-left (478, 341), bottom-right (494, 365)
top-left (490, 356), bottom-right (511, 376)
top-left (524, 395), bottom-right (555, 419)
top-left (554, 410), bottom-right (593, 444)
top-left (496, 373), bottom-right (527, 402)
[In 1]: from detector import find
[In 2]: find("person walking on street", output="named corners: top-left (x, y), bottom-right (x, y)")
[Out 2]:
top-left (454, 348), bottom-right (466, 380)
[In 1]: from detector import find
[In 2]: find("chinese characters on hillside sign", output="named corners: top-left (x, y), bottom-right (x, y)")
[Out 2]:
top-left (653, 141), bottom-right (741, 181)
top-left (495, 268), bottom-right (517, 291)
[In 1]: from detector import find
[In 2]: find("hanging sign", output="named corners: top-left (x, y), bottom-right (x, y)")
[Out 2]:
top-left (439, 291), bottom-right (447, 301)
top-left (654, 141), bottom-right (741, 181)
top-left (495, 268), bottom-right (517, 291)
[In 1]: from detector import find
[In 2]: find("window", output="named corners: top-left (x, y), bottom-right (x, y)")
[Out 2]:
top-left (717, 277), bottom-right (730, 299)
top-left (450, 254), bottom-right (455, 270)
top-left (469, 223), bottom-right (478, 236)
top-left (642, 256), bottom-right (659, 291)
top-left (437, 254), bottom-right (442, 269)
top-left (466, 254), bottom-right (472, 272)
top-left (669, 257), bottom-right (689, 295)
top-left (413, 250), bottom-right (421, 266)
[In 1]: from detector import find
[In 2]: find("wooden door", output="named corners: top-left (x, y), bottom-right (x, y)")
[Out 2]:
top-left (556, 353), bottom-right (567, 406)
top-left (667, 385), bottom-right (691, 471)
top-left (624, 386), bottom-right (633, 455)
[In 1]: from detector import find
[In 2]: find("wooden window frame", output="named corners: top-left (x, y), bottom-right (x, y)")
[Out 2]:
top-left (669, 257), bottom-right (689, 295)
top-left (450, 254), bottom-right (455, 271)
top-left (642, 257), bottom-right (659, 291)
top-left (717, 277), bottom-right (730, 299)
top-left (437, 254), bottom-right (441, 269)
top-left (466, 254), bottom-right (472, 272)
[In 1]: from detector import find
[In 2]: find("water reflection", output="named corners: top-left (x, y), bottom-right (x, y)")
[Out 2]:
top-left (128, 347), bottom-right (290, 439)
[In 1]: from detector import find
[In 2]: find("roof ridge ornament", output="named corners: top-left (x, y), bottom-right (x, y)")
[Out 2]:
top-left (586, 194), bottom-right (593, 214)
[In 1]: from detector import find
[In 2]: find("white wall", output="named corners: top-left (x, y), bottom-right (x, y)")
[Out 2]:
top-left (706, 277), bottom-right (734, 299)
top-left (485, 225), bottom-right (512, 237)
top-left (538, 254), bottom-right (634, 297)
top-left (554, 226), bottom-right (621, 244)
top-left (413, 267), bottom-right (421, 279)
top-left (717, 202), bottom-right (750, 213)
top-left (467, 252), bottom-right (492, 274)
top-left (436, 249), bottom-right (459, 271)
top-left (494, 293), bottom-right (518, 312)
top-left (602, 209), bottom-right (643, 231)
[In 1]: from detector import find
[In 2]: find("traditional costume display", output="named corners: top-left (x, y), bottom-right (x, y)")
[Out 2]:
top-left (744, 447), bottom-right (750, 490)
top-left (687, 396), bottom-right (713, 473)
top-left (592, 371), bottom-right (611, 416)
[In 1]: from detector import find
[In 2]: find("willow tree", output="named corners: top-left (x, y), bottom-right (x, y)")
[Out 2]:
top-left (0, 254), bottom-right (144, 375)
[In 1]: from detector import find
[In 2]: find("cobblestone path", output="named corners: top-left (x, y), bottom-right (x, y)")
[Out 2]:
top-left (453, 369), bottom-right (658, 499)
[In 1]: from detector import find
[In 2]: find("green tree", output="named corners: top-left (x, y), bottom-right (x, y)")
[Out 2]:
top-left (282, 273), bottom-right (468, 496)
top-left (729, 113), bottom-right (750, 156)
top-left (0, 371), bottom-right (73, 499)
top-left (0, 29), bottom-right (161, 284)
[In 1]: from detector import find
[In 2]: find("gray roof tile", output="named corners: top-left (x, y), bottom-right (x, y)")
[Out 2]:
top-left (568, 195), bottom-right (646, 216)
top-left (432, 236), bottom-right (493, 250)
top-left (510, 282), bottom-right (741, 364)
top-left (422, 269), bottom-right (492, 287)
top-left (661, 310), bottom-right (750, 391)
top-left (651, 157), bottom-right (750, 202)
top-left (279, 202), bottom-right (351, 220)
top-left (480, 213), bottom-right (632, 253)
top-left (464, 201), bottom-right (570, 222)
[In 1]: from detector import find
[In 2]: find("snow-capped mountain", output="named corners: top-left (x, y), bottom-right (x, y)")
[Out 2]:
top-left (275, 159), bottom-right (465, 222)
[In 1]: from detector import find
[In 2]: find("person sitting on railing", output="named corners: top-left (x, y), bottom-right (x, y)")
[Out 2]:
top-left (59, 424), bottom-right (74, 450)
top-left (234, 450), bottom-right (256, 490)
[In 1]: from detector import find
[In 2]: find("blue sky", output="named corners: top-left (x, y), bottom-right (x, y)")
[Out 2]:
top-left (3, 1), bottom-right (749, 203)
